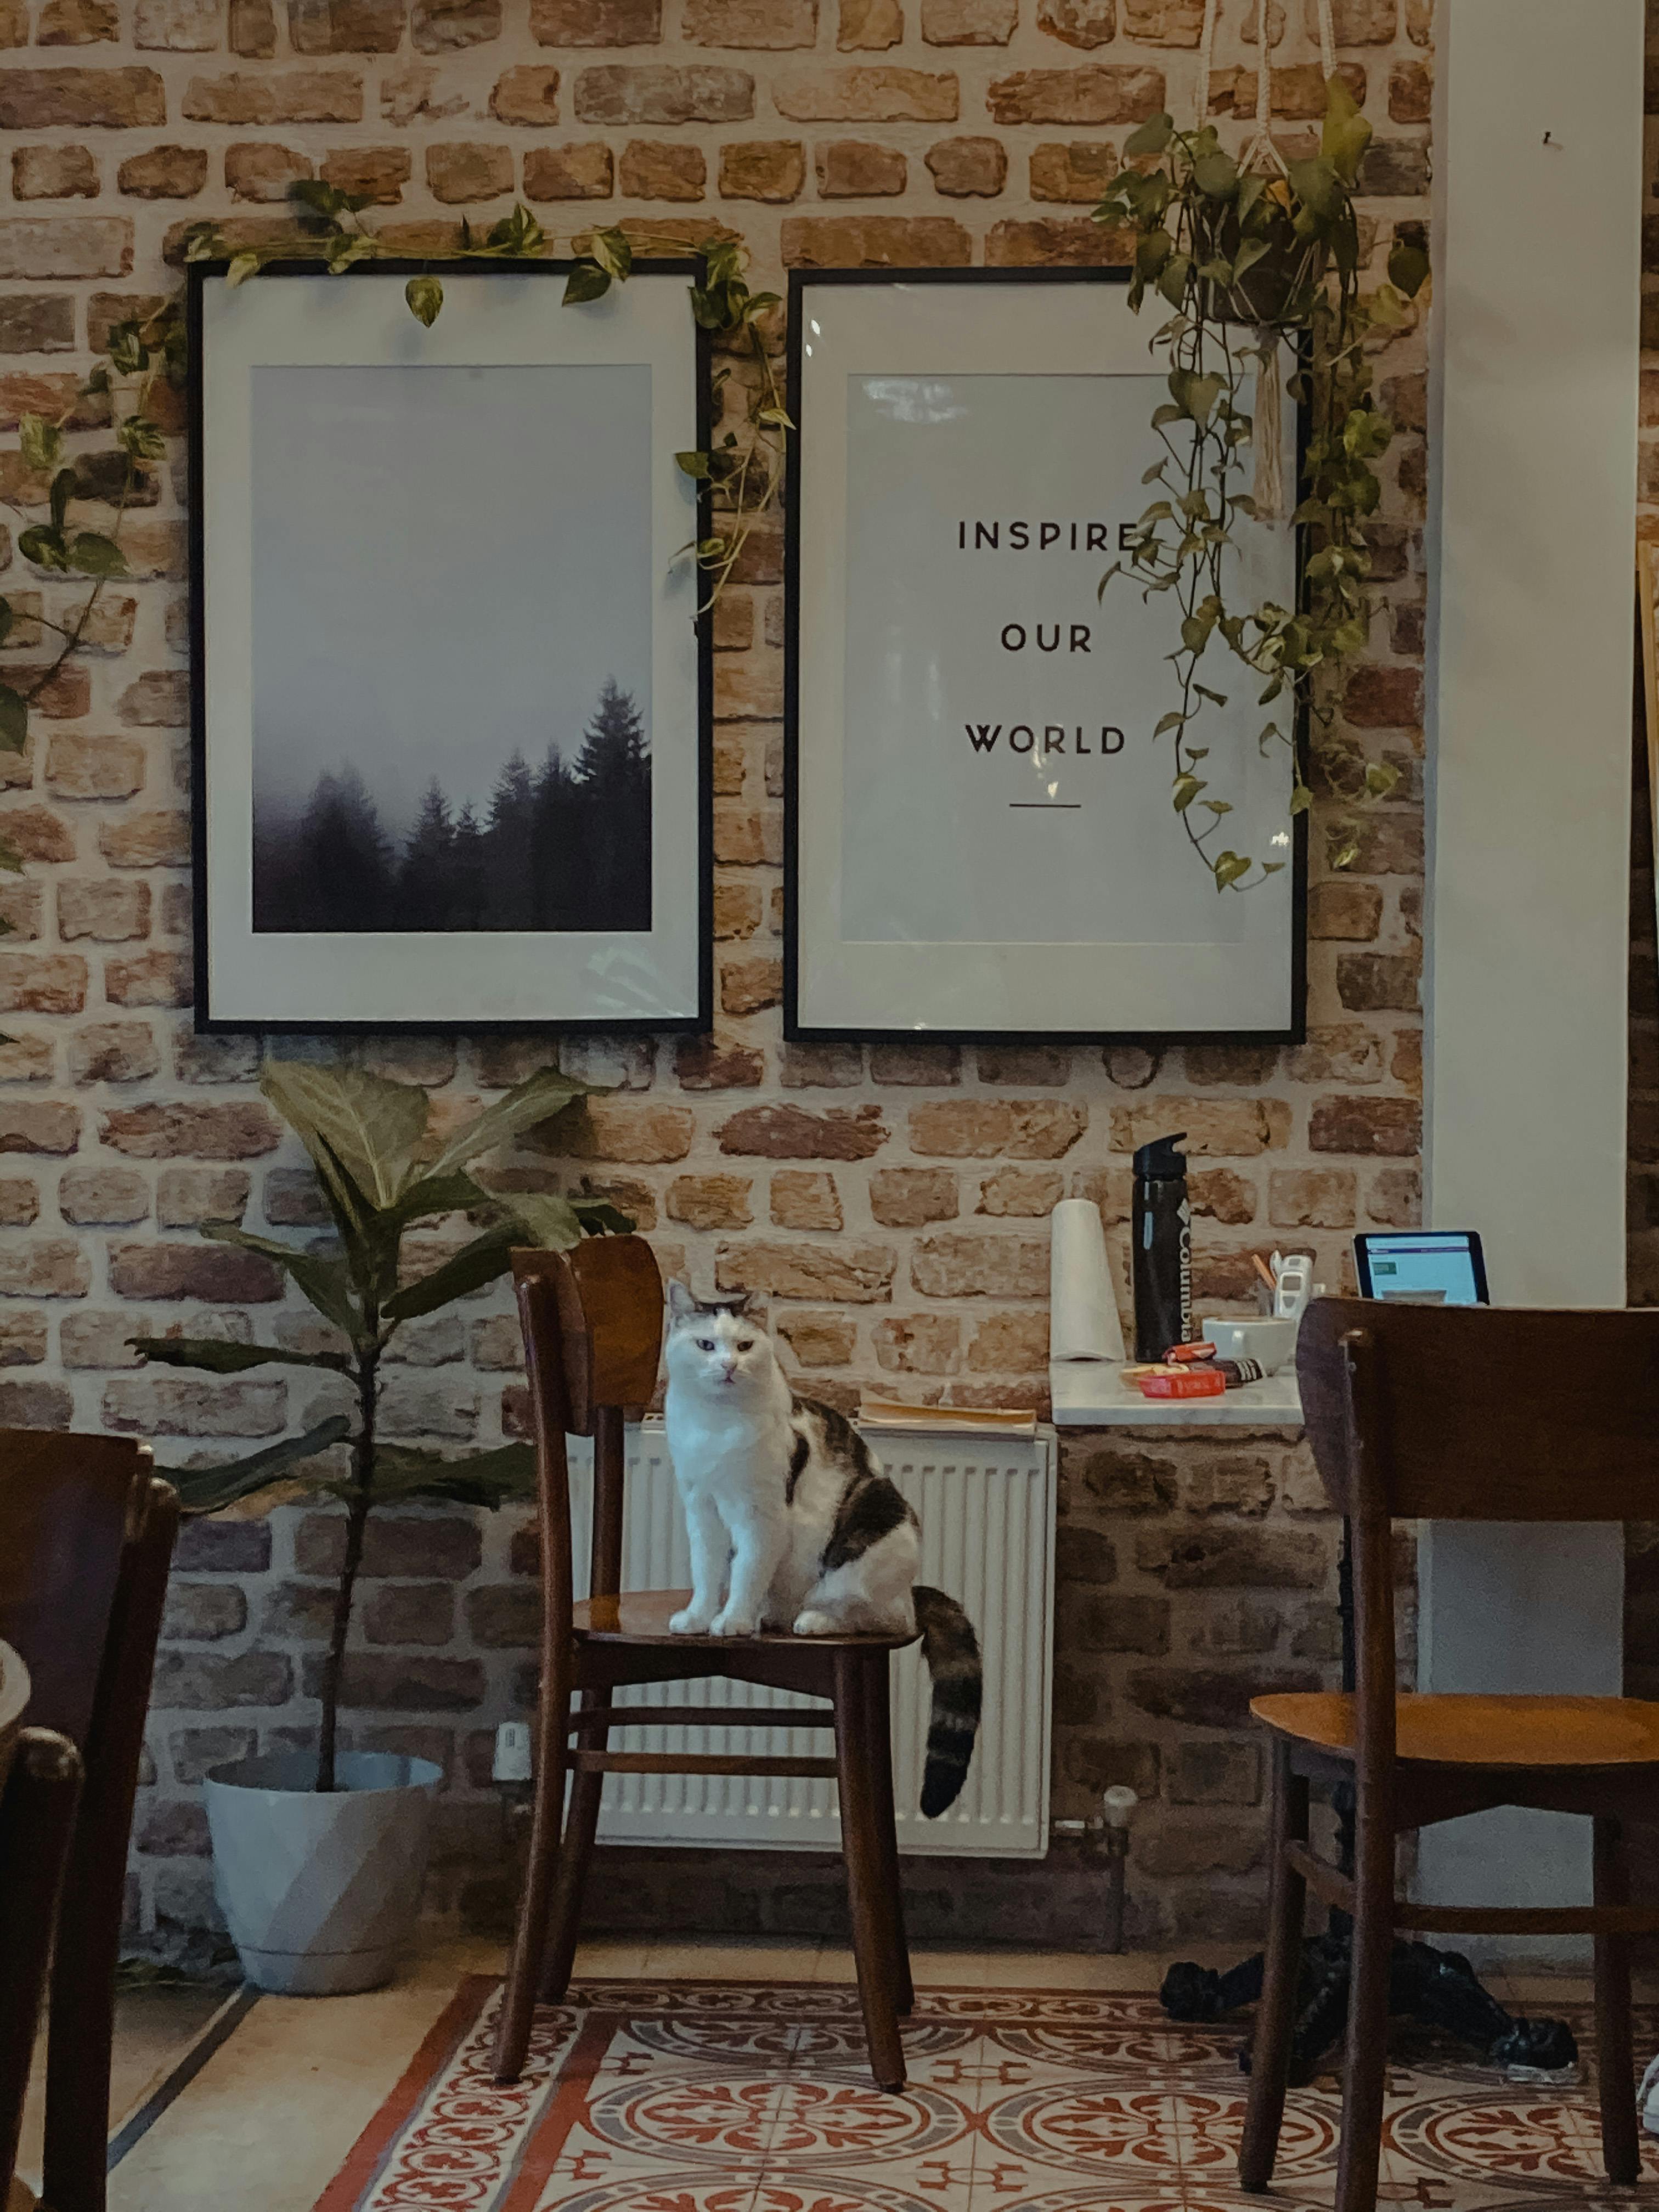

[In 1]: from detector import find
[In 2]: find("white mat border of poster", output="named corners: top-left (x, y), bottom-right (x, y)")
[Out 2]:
top-left (783, 267), bottom-right (1306, 1044)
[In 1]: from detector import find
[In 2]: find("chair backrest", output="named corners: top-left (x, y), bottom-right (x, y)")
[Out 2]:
top-left (513, 1237), bottom-right (665, 1615)
top-left (1297, 1299), bottom-right (1659, 1523)
top-left (0, 1728), bottom-right (82, 2197)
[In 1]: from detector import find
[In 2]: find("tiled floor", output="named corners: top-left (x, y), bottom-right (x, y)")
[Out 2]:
top-left (14, 1937), bottom-right (1635, 2212)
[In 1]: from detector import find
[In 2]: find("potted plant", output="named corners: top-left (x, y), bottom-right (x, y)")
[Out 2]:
top-left (1094, 76), bottom-right (1429, 891)
top-left (134, 1059), bottom-right (628, 1994)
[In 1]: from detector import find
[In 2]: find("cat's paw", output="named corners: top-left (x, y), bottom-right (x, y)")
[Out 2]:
top-left (791, 1607), bottom-right (837, 1637)
top-left (709, 1605), bottom-right (759, 1638)
top-left (669, 1607), bottom-right (713, 1635)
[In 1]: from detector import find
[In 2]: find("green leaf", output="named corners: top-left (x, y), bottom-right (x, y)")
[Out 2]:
top-left (572, 1196), bottom-right (635, 1236)
top-left (1387, 239), bottom-right (1430, 300)
top-left (675, 449), bottom-right (712, 479)
top-left (1124, 111), bottom-right (1174, 158)
top-left (589, 227), bottom-right (634, 281)
top-left (290, 177), bottom-right (349, 221)
top-left (324, 232), bottom-right (376, 274)
top-left (118, 414), bottom-right (167, 461)
top-left (1364, 760), bottom-right (1401, 798)
top-left (170, 1416), bottom-right (353, 1517)
top-left (69, 532), bottom-right (127, 578)
top-left (1192, 149), bottom-right (1237, 199)
top-left (18, 526), bottom-right (68, 573)
top-left (225, 251), bottom-right (261, 289)
top-left (386, 1168), bottom-right (493, 1231)
top-left (182, 223), bottom-right (225, 264)
top-left (0, 837), bottom-right (20, 877)
top-left (0, 687), bottom-right (26, 755)
top-left (202, 1223), bottom-right (363, 1341)
top-left (49, 467), bottom-right (75, 535)
top-left (1213, 850), bottom-right (1252, 892)
top-left (19, 415), bottom-right (62, 476)
top-left (423, 1064), bottom-right (591, 1183)
top-left (1289, 781), bottom-right (1313, 816)
top-left (366, 1441), bottom-right (536, 1509)
top-left (498, 1189), bottom-right (585, 1251)
top-left (130, 1334), bottom-right (352, 1375)
top-left (563, 262), bottom-right (611, 306)
top-left (1321, 71), bottom-right (1373, 186)
top-left (1172, 774), bottom-right (1205, 812)
top-left (260, 1060), bottom-right (430, 1208)
top-left (405, 274), bottom-right (444, 327)
top-left (382, 1224), bottom-right (514, 1324)
top-left (106, 321), bottom-right (148, 376)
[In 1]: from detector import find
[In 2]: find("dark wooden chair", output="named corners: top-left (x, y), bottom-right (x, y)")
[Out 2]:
top-left (0, 1725), bottom-right (83, 2205)
top-left (492, 1235), bottom-right (919, 2093)
top-left (0, 1430), bottom-right (180, 2212)
top-left (1240, 1300), bottom-right (1659, 2212)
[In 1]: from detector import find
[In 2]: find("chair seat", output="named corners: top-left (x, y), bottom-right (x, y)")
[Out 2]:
top-left (1252, 1690), bottom-right (1659, 1768)
top-left (573, 1589), bottom-right (919, 1650)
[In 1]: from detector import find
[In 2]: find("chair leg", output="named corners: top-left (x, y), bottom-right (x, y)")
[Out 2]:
top-left (1239, 1740), bottom-right (1308, 2190)
top-left (1594, 1814), bottom-right (1640, 2185)
top-left (863, 1651), bottom-right (913, 2016)
top-left (1333, 1796), bottom-right (1393, 2212)
top-left (493, 1659), bottom-right (573, 2083)
top-left (834, 1649), bottom-right (907, 2092)
top-left (539, 1729), bottom-right (608, 2005)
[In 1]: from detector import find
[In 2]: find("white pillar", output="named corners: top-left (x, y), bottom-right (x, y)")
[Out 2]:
top-left (1420, 0), bottom-right (1642, 1953)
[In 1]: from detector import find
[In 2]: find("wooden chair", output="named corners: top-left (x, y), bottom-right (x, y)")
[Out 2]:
top-left (492, 1235), bottom-right (919, 2092)
top-left (0, 1727), bottom-right (83, 2204)
top-left (0, 1431), bottom-right (180, 2212)
top-left (1240, 1300), bottom-right (1659, 2212)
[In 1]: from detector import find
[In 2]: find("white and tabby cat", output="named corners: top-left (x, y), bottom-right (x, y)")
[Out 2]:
top-left (662, 1284), bottom-right (982, 1817)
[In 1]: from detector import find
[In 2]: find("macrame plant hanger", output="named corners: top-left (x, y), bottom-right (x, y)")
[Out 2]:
top-left (1192, 0), bottom-right (1338, 520)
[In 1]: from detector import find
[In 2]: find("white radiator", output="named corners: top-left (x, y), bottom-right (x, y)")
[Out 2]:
top-left (561, 1420), bottom-right (1056, 1859)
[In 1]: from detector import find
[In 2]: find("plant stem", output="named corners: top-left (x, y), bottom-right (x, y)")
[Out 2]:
top-left (317, 1337), bottom-right (378, 1792)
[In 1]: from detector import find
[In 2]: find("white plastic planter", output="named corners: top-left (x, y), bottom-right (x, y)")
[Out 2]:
top-left (204, 1750), bottom-right (441, 1995)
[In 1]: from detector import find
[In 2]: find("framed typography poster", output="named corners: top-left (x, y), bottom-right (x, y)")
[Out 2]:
top-left (785, 269), bottom-right (1305, 1043)
top-left (189, 261), bottom-right (711, 1032)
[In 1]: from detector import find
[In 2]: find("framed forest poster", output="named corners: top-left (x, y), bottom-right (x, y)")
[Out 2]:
top-left (189, 261), bottom-right (711, 1032)
top-left (785, 270), bottom-right (1305, 1043)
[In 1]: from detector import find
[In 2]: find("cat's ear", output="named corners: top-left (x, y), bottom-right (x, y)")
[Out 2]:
top-left (665, 1280), bottom-right (700, 1325)
top-left (739, 1293), bottom-right (771, 1331)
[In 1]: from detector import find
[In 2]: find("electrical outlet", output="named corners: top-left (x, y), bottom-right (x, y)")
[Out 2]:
top-left (493, 1720), bottom-right (532, 1784)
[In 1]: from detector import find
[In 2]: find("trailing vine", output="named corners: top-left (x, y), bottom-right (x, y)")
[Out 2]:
top-left (0, 189), bottom-right (785, 896)
top-left (1094, 78), bottom-right (1429, 889)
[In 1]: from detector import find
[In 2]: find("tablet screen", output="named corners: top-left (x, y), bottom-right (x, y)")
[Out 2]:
top-left (1355, 1232), bottom-right (1488, 1306)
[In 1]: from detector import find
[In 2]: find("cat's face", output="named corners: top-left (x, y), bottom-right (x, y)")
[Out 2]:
top-left (664, 1284), bottom-right (775, 1400)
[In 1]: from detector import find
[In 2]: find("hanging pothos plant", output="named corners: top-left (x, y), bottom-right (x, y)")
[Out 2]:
top-left (1093, 76), bottom-right (1429, 890)
top-left (0, 190), bottom-right (786, 921)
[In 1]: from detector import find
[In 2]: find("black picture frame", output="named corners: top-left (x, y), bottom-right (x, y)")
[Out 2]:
top-left (187, 257), bottom-right (713, 1036)
top-left (783, 266), bottom-right (1308, 1047)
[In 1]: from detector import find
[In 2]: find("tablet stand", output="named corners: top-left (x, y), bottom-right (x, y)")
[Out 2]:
top-left (1157, 1527), bottom-right (1578, 2080)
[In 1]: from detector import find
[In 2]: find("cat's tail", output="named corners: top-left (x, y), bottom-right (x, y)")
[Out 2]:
top-left (912, 1585), bottom-right (982, 1818)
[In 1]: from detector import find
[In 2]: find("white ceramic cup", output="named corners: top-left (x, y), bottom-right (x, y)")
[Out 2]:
top-left (1197, 1316), bottom-right (1297, 1376)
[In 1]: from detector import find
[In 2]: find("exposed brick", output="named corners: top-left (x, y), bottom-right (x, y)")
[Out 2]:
top-left (0, 296), bottom-right (77, 352)
top-left (0, 809), bottom-right (75, 866)
top-left (716, 1103), bottom-right (886, 1159)
top-left (44, 733), bottom-right (146, 799)
top-left (69, 1022), bottom-right (161, 1085)
top-left (869, 1166), bottom-right (957, 1226)
top-left (182, 69), bottom-right (364, 122)
top-left (1365, 1164), bottom-right (1421, 1228)
top-left (781, 1042), bottom-right (864, 1088)
top-left (0, 1239), bottom-right (89, 1296)
top-left (0, 1380), bottom-right (73, 1429)
top-left (365, 1583), bottom-right (456, 1645)
top-left (675, 1035), bottom-right (765, 1089)
top-left (314, 1654), bottom-right (486, 1711)
top-left (575, 63), bottom-right (753, 123)
top-left (910, 1232), bottom-right (1046, 1298)
top-left (108, 1240), bottom-right (283, 1301)
top-left (107, 1375), bottom-right (284, 1436)
top-left (523, 142), bottom-right (613, 196)
top-left (288, 0), bottom-right (403, 46)
top-left (987, 64), bottom-right (1163, 123)
top-left (770, 1169), bottom-right (841, 1230)
top-left (816, 139), bottom-right (906, 196)
top-left (168, 1725), bottom-right (258, 1782)
top-left (117, 143), bottom-right (208, 203)
top-left (619, 137), bottom-right (705, 198)
top-left (531, 0), bottom-right (658, 37)
top-left (411, 0), bottom-right (499, 46)
top-left (225, 139), bottom-right (313, 200)
top-left (151, 1651), bottom-right (293, 1709)
top-left (1128, 1666), bottom-right (1322, 1728)
top-left (319, 144), bottom-right (410, 199)
top-left (921, 0), bottom-right (1013, 39)
top-left (295, 1511), bottom-right (483, 1579)
top-left (12, 145), bottom-right (100, 199)
top-left (60, 1307), bottom-right (144, 1361)
top-left (716, 1239), bottom-right (895, 1302)
top-left (1308, 878), bottom-right (1382, 940)
top-left (1336, 951), bottom-right (1420, 1013)
top-left (977, 1166), bottom-right (1063, 1217)
top-left (719, 139), bottom-right (805, 199)
top-left (1110, 1097), bottom-right (1289, 1158)
top-left (0, 1181), bottom-right (41, 1229)
top-left (1309, 1094), bottom-right (1421, 1158)
top-left (776, 1311), bottom-right (856, 1365)
top-left (774, 65), bottom-right (957, 120)
top-left (37, 0), bottom-right (119, 36)
top-left (156, 1165), bottom-right (251, 1226)
top-left (426, 141), bottom-right (514, 201)
top-left (871, 1312), bottom-right (960, 1372)
top-left (105, 950), bottom-right (191, 1007)
top-left (1037, 0), bottom-right (1115, 44)
top-left (837, 0), bottom-right (900, 42)
top-left (967, 1307), bottom-right (1048, 1371)
top-left (489, 64), bottom-right (560, 121)
top-left (230, 0), bottom-right (276, 47)
top-left (986, 214), bottom-right (1128, 265)
top-left (926, 136), bottom-right (1004, 195)
top-left (1268, 1167), bottom-right (1355, 1230)
top-left (134, 0), bottom-right (223, 43)
top-left (543, 1098), bottom-right (693, 1161)
top-left (0, 215), bottom-right (132, 280)
top-left (910, 1099), bottom-right (1085, 1159)
top-left (667, 1172), bottom-right (753, 1229)
top-left (0, 1310), bottom-right (47, 1364)
top-left (868, 1042), bottom-right (958, 1085)
top-left (684, 0), bottom-right (815, 44)
top-left (0, 67), bottom-right (166, 127)
top-left (1059, 1589), bottom-right (1169, 1655)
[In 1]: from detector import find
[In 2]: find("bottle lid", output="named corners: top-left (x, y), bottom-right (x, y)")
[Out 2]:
top-left (1132, 1132), bottom-right (1187, 1179)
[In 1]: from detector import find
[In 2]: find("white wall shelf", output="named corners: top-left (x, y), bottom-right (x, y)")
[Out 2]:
top-left (1049, 1361), bottom-right (1302, 1429)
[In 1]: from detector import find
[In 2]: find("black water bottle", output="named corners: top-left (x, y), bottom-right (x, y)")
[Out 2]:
top-left (1132, 1131), bottom-right (1191, 1360)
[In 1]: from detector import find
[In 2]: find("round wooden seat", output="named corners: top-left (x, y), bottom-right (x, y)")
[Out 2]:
top-left (1252, 1691), bottom-right (1659, 1768)
top-left (574, 1588), bottom-right (920, 1650)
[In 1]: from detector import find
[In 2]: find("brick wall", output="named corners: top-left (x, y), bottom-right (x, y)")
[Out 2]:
top-left (0, 0), bottom-right (1434, 1949)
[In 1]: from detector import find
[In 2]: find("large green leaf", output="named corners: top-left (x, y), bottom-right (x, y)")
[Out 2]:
top-left (202, 1223), bottom-right (364, 1342)
top-left (498, 1189), bottom-right (586, 1251)
top-left (261, 1061), bottom-right (429, 1207)
top-left (358, 1441), bottom-right (535, 1509)
top-left (169, 1415), bottom-right (352, 1516)
top-left (382, 1224), bottom-right (515, 1324)
top-left (131, 1334), bottom-right (352, 1375)
top-left (386, 1169), bottom-right (496, 1232)
top-left (422, 1067), bottom-right (593, 1183)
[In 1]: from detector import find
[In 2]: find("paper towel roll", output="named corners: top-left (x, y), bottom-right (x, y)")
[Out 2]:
top-left (1049, 1198), bottom-right (1125, 1362)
